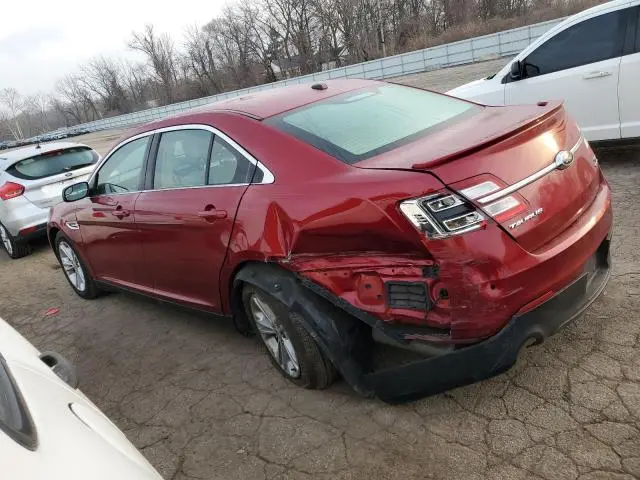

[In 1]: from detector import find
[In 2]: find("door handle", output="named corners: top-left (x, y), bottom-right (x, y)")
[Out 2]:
top-left (583, 71), bottom-right (613, 80)
top-left (197, 205), bottom-right (227, 221)
top-left (112, 206), bottom-right (130, 219)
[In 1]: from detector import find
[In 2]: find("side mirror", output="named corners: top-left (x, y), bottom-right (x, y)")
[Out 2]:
top-left (63, 182), bottom-right (89, 202)
top-left (510, 61), bottom-right (521, 81)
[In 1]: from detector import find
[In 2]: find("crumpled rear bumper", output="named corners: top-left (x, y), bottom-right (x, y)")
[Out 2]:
top-left (366, 237), bottom-right (611, 403)
top-left (234, 236), bottom-right (611, 404)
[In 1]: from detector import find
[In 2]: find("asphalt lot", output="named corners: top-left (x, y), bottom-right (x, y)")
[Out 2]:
top-left (2, 62), bottom-right (640, 480)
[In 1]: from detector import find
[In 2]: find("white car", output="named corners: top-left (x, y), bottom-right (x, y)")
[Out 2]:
top-left (0, 317), bottom-right (162, 479)
top-left (447, 0), bottom-right (639, 142)
top-left (0, 142), bottom-right (100, 258)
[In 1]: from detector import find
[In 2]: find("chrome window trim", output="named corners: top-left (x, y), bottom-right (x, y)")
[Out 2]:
top-left (478, 136), bottom-right (583, 205)
top-left (88, 123), bottom-right (275, 192)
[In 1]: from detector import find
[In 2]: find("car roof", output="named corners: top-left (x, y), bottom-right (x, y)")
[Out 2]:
top-left (181, 78), bottom-right (381, 120)
top-left (0, 142), bottom-right (89, 164)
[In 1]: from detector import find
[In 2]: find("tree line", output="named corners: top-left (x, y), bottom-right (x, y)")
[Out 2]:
top-left (0, 0), bottom-right (602, 140)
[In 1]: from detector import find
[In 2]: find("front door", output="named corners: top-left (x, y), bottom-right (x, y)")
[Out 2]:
top-left (505, 8), bottom-right (628, 141)
top-left (135, 127), bottom-right (255, 312)
top-left (76, 135), bottom-right (152, 291)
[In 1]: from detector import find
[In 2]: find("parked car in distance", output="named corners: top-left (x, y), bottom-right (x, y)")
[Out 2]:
top-left (49, 79), bottom-right (612, 403)
top-left (0, 317), bottom-right (162, 479)
top-left (1, 142), bottom-right (101, 259)
top-left (447, 0), bottom-right (640, 142)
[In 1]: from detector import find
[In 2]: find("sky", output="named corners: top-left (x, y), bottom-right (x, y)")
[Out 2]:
top-left (0, 0), bottom-right (227, 96)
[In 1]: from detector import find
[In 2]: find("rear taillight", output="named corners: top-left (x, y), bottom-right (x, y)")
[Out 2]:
top-left (0, 182), bottom-right (25, 200)
top-left (400, 180), bottom-right (529, 239)
top-left (399, 192), bottom-right (486, 238)
top-left (460, 180), bottom-right (526, 222)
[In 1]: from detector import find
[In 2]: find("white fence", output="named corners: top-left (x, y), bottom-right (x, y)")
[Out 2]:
top-left (65, 17), bottom-right (562, 134)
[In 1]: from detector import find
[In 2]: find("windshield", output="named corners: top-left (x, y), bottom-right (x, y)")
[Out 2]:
top-left (8, 147), bottom-right (98, 180)
top-left (266, 84), bottom-right (478, 164)
top-left (0, 358), bottom-right (37, 449)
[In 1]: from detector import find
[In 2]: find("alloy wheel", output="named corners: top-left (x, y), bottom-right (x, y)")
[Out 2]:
top-left (249, 293), bottom-right (300, 378)
top-left (58, 241), bottom-right (86, 292)
top-left (0, 226), bottom-right (12, 256)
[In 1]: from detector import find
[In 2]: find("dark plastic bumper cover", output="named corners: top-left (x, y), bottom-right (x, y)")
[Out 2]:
top-left (367, 238), bottom-right (611, 403)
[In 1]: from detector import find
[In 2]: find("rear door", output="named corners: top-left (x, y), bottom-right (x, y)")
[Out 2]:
top-left (76, 135), bottom-right (152, 290)
top-left (504, 7), bottom-right (629, 141)
top-left (135, 126), bottom-right (257, 312)
top-left (619, 6), bottom-right (640, 139)
top-left (6, 147), bottom-right (99, 209)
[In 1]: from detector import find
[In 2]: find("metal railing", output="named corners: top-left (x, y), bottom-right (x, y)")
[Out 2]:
top-left (62, 17), bottom-right (563, 134)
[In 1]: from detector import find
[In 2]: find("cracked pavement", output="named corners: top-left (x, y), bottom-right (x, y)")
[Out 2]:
top-left (1, 69), bottom-right (639, 479)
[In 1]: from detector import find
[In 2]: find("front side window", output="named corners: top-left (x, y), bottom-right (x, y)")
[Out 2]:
top-left (153, 129), bottom-right (213, 189)
top-left (266, 84), bottom-right (477, 164)
top-left (95, 136), bottom-right (150, 195)
top-left (7, 147), bottom-right (99, 180)
top-left (523, 10), bottom-right (627, 78)
top-left (208, 137), bottom-right (256, 185)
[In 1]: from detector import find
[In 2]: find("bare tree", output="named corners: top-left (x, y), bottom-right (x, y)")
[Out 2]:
top-left (122, 61), bottom-right (151, 109)
top-left (80, 57), bottom-right (132, 115)
top-left (184, 24), bottom-right (225, 95)
top-left (129, 25), bottom-right (180, 104)
top-left (0, 88), bottom-right (25, 139)
top-left (55, 75), bottom-right (101, 124)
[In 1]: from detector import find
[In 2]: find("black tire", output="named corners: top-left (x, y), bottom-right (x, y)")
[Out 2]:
top-left (242, 284), bottom-right (337, 389)
top-left (0, 223), bottom-right (31, 259)
top-left (55, 232), bottom-right (100, 299)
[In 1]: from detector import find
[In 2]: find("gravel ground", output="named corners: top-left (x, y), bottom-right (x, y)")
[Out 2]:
top-left (1, 63), bottom-right (639, 480)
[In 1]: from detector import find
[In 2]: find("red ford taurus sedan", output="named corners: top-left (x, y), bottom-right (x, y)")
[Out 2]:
top-left (48, 80), bottom-right (612, 403)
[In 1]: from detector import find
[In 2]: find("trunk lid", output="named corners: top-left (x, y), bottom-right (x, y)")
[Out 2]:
top-left (357, 102), bottom-right (601, 252)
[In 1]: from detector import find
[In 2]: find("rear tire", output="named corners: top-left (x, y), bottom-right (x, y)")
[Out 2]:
top-left (55, 233), bottom-right (100, 299)
top-left (242, 284), bottom-right (337, 389)
top-left (0, 223), bottom-right (30, 259)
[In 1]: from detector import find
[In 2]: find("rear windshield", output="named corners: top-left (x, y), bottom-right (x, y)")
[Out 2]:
top-left (7, 147), bottom-right (99, 180)
top-left (266, 84), bottom-right (478, 164)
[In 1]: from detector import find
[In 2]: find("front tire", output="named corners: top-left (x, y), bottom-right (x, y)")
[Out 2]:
top-left (55, 233), bottom-right (100, 299)
top-left (0, 224), bottom-right (31, 259)
top-left (242, 285), bottom-right (337, 389)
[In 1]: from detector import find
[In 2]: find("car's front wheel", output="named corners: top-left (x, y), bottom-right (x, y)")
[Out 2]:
top-left (55, 233), bottom-right (100, 299)
top-left (242, 285), bottom-right (337, 389)
top-left (0, 224), bottom-right (31, 259)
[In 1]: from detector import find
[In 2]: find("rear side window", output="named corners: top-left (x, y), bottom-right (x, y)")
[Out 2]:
top-left (153, 129), bottom-right (213, 189)
top-left (523, 10), bottom-right (627, 78)
top-left (7, 147), bottom-right (98, 180)
top-left (208, 137), bottom-right (255, 185)
top-left (266, 84), bottom-right (477, 164)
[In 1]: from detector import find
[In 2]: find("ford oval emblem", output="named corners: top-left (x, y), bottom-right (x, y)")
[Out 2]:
top-left (554, 150), bottom-right (574, 170)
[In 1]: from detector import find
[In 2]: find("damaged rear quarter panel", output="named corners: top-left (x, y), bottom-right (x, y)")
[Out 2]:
top-left (216, 132), bottom-right (447, 317)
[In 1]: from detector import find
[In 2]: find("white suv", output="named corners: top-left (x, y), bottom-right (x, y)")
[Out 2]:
top-left (0, 142), bottom-right (100, 258)
top-left (447, 0), bottom-right (640, 142)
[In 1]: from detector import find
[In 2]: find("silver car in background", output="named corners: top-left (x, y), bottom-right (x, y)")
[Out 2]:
top-left (0, 143), bottom-right (100, 258)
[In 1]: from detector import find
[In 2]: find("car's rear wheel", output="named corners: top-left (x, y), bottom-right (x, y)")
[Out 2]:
top-left (55, 233), bottom-right (100, 299)
top-left (0, 224), bottom-right (30, 259)
top-left (242, 285), bottom-right (337, 389)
